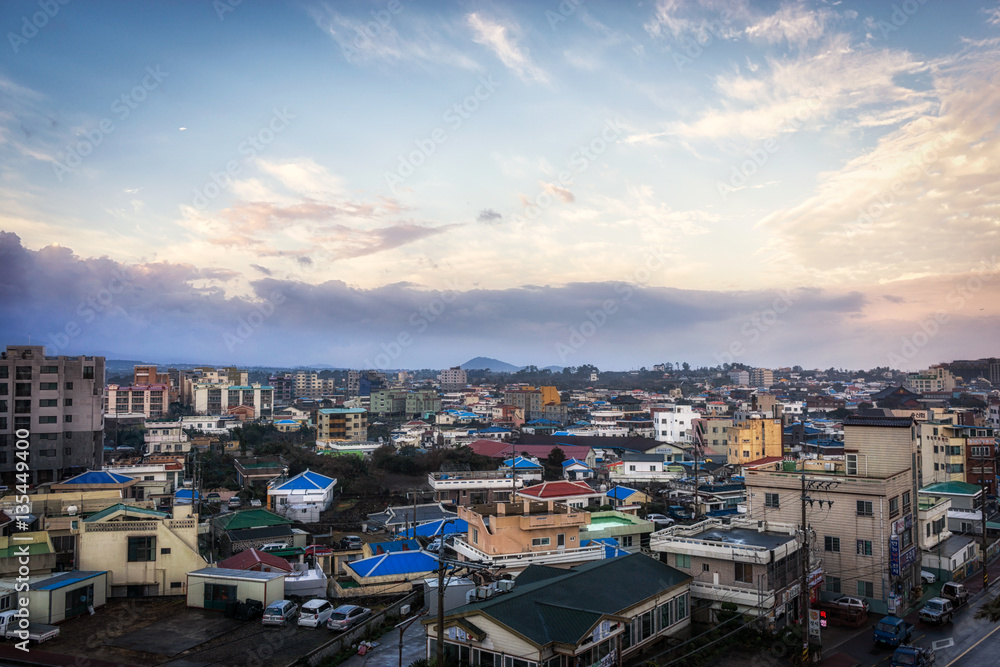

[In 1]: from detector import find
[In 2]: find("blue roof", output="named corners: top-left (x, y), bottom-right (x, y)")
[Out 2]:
top-left (368, 539), bottom-right (421, 553)
top-left (606, 486), bottom-right (638, 501)
top-left (561, 458), bottom-right (591, 468)
top-left (401, 519), bottom-right (469, 538)
top-left (274, 469), bottom-right (337, 491)
top-left (60, 470), bottom-right (134, 485)
top-left (33, 571), bottom-right (104, 591)
top-left (582, 538), bottom-right (619, 547)
top-left (478, 426), bottom-right (511, 433)
top-left (502, 456), bottom-right (542, 469)
top-left (347, 550), bottom-right (439, 578)
top-left (174, 489), bottom-right (202, 500)
top-left (274, 419), bottom-right (299, 424)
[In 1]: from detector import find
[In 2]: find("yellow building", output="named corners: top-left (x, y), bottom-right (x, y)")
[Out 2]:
top-left (77, 503), bottom-right (207, 597)
top-left (726, 417), bottom-right (783, 464)
top-left (317, 408), bottom-right (367, 441)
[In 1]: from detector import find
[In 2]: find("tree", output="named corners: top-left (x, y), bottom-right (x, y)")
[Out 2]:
top-left (977, 595), bottom-right (1000, 622)
top-left (682, 362), bottom-right (690, 372)
top-left (544, 447), bottom-right (566, 480)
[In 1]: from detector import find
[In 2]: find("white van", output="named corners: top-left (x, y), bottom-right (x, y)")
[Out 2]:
top-left (298, 599), bottom-right (335, 627)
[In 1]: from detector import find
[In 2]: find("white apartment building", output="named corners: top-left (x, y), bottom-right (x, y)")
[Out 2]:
top-left (652, 404), bottom-right (697, 444)
top-left (144, 420), bottom-right (192, 455)
top-left (105, 384), bottom-right (169, 418)
top-left (438, 366), bottom-right (468, 390)
top-left (191, 382), bottom-right (273, 419)
top-left (728, 370), bottom-right (749, 386)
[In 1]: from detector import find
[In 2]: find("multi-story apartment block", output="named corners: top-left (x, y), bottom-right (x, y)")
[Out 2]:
top-left (0, 345), bottom-right (105, 485)
top-left (989, 398), bottom-right (1000, 429)
top-left (651, 518), bottom-right (805, 625)
top-left (105, 383), bottom-right (169, 418)
top-left (693, 417), bottom-right (734, 451)
top-left (728, 370), bottom-right (750, 386)
top-left (727, 416), bottom-right (783, 464)
top-left (190, 382), bottom-right (273, 419)
top-left (745, 415), bottom-right (920, 614)
top-left (652, 404), bottom-right (697, 444)
top-left (437, 366), bottom-right (467, 391)
top-left (268, 375), bottom-right (293, 405)
top-left (144, 420), bottom-right (191, 455)
top-left (749, 368), bottom-right (774, 389)
top-left (904, 365), bottom-right (957, 393)
top-left (347, 370), bottom-right (386, 396)
top-left (943, 357), bottom-right (1000, 385)
top-left (369, 389), bottom-right (408, 418)
top-left (317, 407), bottom-right (367, 441)
top-left (503, 389), bottom-right (543, 421)
top-left (918, 419), bottom-right (996, 493)
top-left (405, 390), bottom-right (441, 418)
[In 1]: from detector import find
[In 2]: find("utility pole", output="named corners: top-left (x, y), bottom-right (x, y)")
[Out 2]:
top-left (982, 475), bottom-right (990, 591)
top-left (800, 469), bottom-right (809, 666)
top-left (693, 442), bottom-right (700, 521)
top-left (436, 554), bottom-right (446, 667)
top-left (511, 439), bottom-right (517, 502)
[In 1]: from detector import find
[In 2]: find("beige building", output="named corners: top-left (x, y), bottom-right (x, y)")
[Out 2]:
top-left (77, 503), bottom-right (207, 597)
top-left (317, 407), bottom-right (367, 441)
top-left (727, 416), bottom-right (783, 464)
top-left (904, 365), bottom-right (957, 394)
top-left (0, 345), bottom-right (105, 484)
top-left (104, 384), bottom-right (169, 418)
top-left (745, 415), bottom-right (919, 615)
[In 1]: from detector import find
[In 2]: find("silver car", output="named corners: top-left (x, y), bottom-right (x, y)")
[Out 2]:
top-left (262, 600), bottom-right (298, 626)
top-left (326, 604), bottom-right (372, 631)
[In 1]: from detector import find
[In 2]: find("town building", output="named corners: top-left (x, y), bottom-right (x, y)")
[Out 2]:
top-left (749, 368), bottom-right (774, 389)
top-left (503, 389), bottom-right (544, 421)
top-left (652, 404), bottom-right (697, 444)
top-left (190, 382), bottom-right (274, 419)
top-left (517, 481), bottom-right (605, 509)
top-left (316, 407), bottom-right (367, 442)
top-left (0, 345), bottom-right (105, 485)
top-left (424, 553), bottom-right (692, 667)
top-left (438, 366), bottom-right (468, 391)
top-left (917, 419), bottom-right (996, 493)
top-left (726, 416), bottom-right (784, 464)
top-left (904, 365), bottom-right (957, 393)
top-left (105, 383), bottom-right (170, 418)
top-left (428, 470), bottom-right (523, 506)
top-left (266, 469), bottom-right (337, 522)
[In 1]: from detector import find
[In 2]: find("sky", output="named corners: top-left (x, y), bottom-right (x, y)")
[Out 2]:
top-left (1, 0), bottom-right (999, 372)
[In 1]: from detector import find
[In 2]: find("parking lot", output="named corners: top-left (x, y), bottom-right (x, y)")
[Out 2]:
top-left (36, 596), bottom-right (383, 667)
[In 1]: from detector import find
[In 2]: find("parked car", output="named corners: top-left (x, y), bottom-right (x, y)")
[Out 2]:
top-left (645, 513), bottom-right (675, 528)
top-left (250, 499), bottom-right (262, 507)
top-left (831, 596), bottom-right (870, 613)
top-left (921, 570), bottom-right (937, 584)
top-left (326, 605), bottom-right (372, 631)
top-left (340, 535), bottom-right (363, 550)
top-left (919, 597), bottom-right (954, 625)
top-left (206, 492), bottom-right (222, 503)
top-left (261, 542), bottom-right (290, 552)
top-left (305, 544), bottom-right (334, 557)
top-left (941, 581), bottom-right (969, 606)
top-left (262, 600), bottom-right (299, 626)
top-left (298, 599), bottom-right (335, 627)
top-left (228, 496), bottom-right (243, 509)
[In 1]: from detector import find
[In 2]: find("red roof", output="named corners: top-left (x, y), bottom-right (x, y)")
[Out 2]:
top-left (468, 440), bottom-right (592, 460)
top-left (518, 480), bottom-right (599, 499)
top-left (218, 548), bottom-right (293, 572)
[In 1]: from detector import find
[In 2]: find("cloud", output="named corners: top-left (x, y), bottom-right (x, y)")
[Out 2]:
top-left (744, 4), bottom-right (831, 48)
top-left (251, 264), bottom-right (273, 276)
top-left (542, 182), bottom-right (575, 203)
top-left (477, 208), bottom-right (503, 224)
top-left (467, 13), bottom-right (548, 83)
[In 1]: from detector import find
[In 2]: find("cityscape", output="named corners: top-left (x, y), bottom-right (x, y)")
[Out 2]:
top-left (2, 1), bottom-right (1000, 667)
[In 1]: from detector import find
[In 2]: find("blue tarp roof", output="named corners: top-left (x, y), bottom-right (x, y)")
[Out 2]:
top-left (60, 470), bottom-right (134, 485)
top-left (502, 456), bottom-right (542, 469)
top-left (274, 469), bottom-right (336, 491)
top-left (348, 550), bottom-right (439, 578)
top-left (368, 539), bottom-right (421, 553)
top-left (401, 519), bottom-right (469, 538)
top-left (174, 489), bottom-right (202, 500)
top-left (606, 486), bottom-right (638, 501)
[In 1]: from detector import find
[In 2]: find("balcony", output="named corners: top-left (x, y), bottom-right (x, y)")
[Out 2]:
top-left (451, 536), bottom-right (604, 567)
top-left (428, 471), bottom-right (525, 491)
top-left (689, 580), bottom-right (776, 609)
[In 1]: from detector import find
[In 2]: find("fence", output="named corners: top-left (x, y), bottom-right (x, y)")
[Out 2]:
top-left (293, 588), bottom-right (424, 667)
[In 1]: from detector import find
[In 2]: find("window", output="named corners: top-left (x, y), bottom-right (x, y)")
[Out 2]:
top-left (40, 366), bottom-right (58, 374)
top-left (825, 576), bottom-right (841, 593)
top-left (160, 548), bottom-right (171, 555)
top-left (856, 500), bottom-right (873, 517)
top-left (824, 536), bottom-right (840, 552)
top-left (83, 367), bottom-right (94, 379)
top-left (675, 553), bottom-right (691, 568)
top-left (65, 382), bottom-right (73, 390)
top-left (902, 491), bottom-right (911, 513)
top-left (39, 382), bottom-right (57, 390)
top-left (945, 463), bottom-right (964, 474)
top-left (38, 449), bottom-right (55, 456)
top-left (14, 400), bottom-right (30, 414)
top-left (64, 431), bottom-right (73, 439)
top-left (0, 401), bottom-right (5, 413)
top-left (856, 540), bottom-right (873, 556)
top-left (947, 445), bottom-right (962, 456)
top-left (531, 537), bottom-right (550, 547)
top-left (0, 383), bottom-right (5, 395)
top-left (15, 367), bottom-right (31, 380)
top-left (127, 536), bottom-right (156, 562)
top-left (15, 384), bottom-right (31, 397)
top-left (846, 454), bottom-right (858, 475)
top-left (472, 528), bottom-right (479, 544)
top-left (39, 416), bottom-right (57, 424)
top-left (0, 367), bottom-right (6, 378)
top-left (889, 496), bottom-right (899, 518)
top-left (63, 448), bottom-right (71, 455)
top-left (765, 493), bottom-right (780, 508)
top-left (64, 414), bottom-right (72, 423)
top-left (170, 582), bottom-right (183, 589)
top-left (38, 399), bottom-right (57, 407)
top-left (621, 535), bottom-right (633, 547)
top-left (701, 562), bottom-right (710, 572)
top-left (972, 446), bottom-right (991, 458)
top-left (857, 580), bottom-right (874, 597)
top-left (64, 398), bottom-right (72, 407)
top-left (735, 562), bottom-right (753, 583)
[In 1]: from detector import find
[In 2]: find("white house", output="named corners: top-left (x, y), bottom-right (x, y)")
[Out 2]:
top-left (562, 458), bottom-right (594, 481)
top-left (267, 469), bottom-right (337, 522)
top-left (652, 405), bottom-right (698, 443)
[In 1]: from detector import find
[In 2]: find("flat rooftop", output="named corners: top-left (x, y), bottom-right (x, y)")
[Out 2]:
top-left (689, 527), bottom-right (796, 551)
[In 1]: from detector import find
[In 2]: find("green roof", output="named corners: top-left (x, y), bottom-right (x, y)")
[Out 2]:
top-left (214, 508), bottom-right (293, 531)
top-left (84, 503), bottom-right (170, 523)
top-left (443, 553), bottom-right (690, 648)
top-left (920, 481), bottom-right (982, 496)
top-left (0, 542), bottom-right (51, 558)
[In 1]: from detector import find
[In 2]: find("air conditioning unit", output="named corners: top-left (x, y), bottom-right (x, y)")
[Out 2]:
top-left (496, 579), bottom-right (515, 593)
top-left (400, 604), bottom-right (411, 615)
top-left (475, 586), bottom-right (493, 600)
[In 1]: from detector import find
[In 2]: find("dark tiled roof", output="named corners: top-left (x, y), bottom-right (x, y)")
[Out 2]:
top-left (443, 553), bottom-right (690, 648)
top-left (842, 415), bottom-right (914, 428)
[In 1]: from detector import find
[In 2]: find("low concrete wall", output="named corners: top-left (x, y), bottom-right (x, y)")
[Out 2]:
top-left (295, 588), bottom-right (424, 667)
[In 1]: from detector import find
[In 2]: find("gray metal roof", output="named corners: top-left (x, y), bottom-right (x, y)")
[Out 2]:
top-left (691, 527), bottom-right (797, 551)
top-left (187, 567), bottom-right (286, 581)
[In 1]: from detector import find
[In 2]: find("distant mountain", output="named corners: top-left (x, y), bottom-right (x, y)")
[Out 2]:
top-left (461, 357), bottom-right (522, 373)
